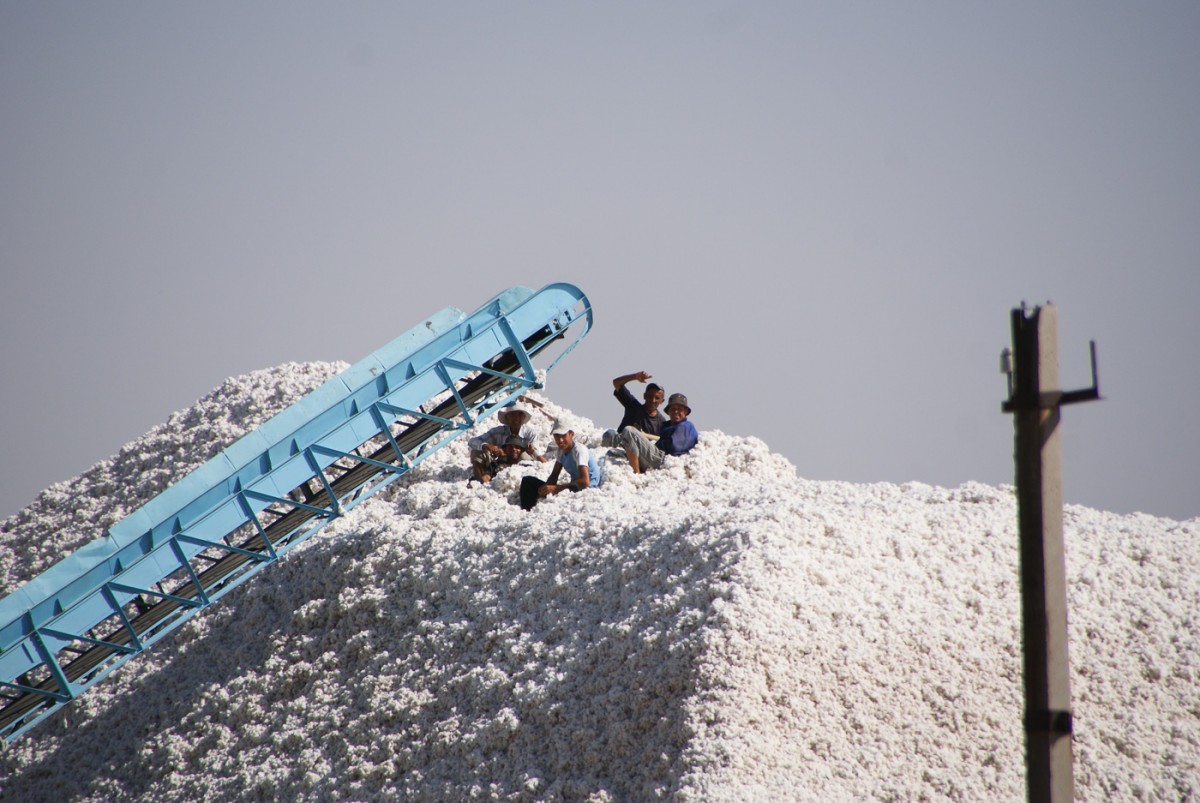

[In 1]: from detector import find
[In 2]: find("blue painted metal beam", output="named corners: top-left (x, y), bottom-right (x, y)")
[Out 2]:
top-left (0, 283), bottom-right (592, 742)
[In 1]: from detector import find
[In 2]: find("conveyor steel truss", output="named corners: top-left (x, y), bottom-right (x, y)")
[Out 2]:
top-left (0, 283), bottom-right (591, 743)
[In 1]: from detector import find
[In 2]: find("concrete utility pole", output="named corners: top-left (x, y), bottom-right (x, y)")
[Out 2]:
top-left (1001, 303), bottom-right (1099, 803)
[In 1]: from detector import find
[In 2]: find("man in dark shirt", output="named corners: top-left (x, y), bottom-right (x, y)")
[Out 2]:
top-left (611, 371), bottom-right (666, 435)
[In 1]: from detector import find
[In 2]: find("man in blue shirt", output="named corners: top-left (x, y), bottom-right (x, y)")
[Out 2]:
top-left (620, 393), bottom-right (698, 474)
top-left (519, 423), bottom-right (603, 510)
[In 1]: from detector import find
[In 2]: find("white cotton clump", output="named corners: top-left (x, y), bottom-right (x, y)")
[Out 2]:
top-left (0, 369), bottom-right (1196, 802)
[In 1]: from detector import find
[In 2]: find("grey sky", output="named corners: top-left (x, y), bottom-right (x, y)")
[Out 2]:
top-left (2, 2), bottom-right (1197, 523)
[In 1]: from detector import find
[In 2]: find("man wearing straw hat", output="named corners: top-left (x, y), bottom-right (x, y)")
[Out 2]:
top-left (467, 403), bottom-right (546, 484)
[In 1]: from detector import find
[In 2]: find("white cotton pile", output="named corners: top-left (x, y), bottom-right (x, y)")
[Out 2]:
top-left (0, 365), bottom-right (1196, 802)
top-left (0, 362), bottom-right (348, 598)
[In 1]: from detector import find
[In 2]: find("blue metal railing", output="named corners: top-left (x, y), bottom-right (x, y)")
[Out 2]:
top-left (0, 283), bottom-right (591, 742)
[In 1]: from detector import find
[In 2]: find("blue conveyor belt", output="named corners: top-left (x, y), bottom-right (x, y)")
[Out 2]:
top-left (0, 283), bottom-right (591, 742)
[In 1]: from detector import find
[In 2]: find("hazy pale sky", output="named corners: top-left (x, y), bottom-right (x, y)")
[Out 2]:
top-left (2, 2), bottom-right (1197, 522)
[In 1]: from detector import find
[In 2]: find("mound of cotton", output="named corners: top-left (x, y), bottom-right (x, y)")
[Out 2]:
top-left (0, 369), bottom-right (1195, 801)
top-left (0, 361), bottom-right (347, 597)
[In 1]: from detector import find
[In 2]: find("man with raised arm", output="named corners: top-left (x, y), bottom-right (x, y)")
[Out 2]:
top-left (603, 371), bottom-right (666, 447)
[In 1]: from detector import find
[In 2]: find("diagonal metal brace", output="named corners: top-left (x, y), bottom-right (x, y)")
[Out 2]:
top-left (38, 628), bottom-right (139, 657)
top-left (0, 678), bottom-right (71, 703)
top-left (107, 582), bottom-right (205, 610)
top-left (176, 533), bottom-right (275, 564)
top-left (308, 444), bottom-right (409, 477)
top-left (375, 401), bottom-right (459, 430)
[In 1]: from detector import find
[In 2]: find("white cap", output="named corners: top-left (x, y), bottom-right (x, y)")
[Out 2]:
top-left (506, 403), bottom-right (531, 418)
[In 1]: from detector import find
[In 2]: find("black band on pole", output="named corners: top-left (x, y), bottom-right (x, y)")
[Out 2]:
top-left (1024, 709), bottom-right (1074, 735)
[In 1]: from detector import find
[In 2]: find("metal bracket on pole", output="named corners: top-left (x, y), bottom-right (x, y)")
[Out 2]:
top-left (1002, 309), bottom-right (1100, 414)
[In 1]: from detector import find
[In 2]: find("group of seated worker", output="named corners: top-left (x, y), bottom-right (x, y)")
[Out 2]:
top-left (605, 370), bottom-right (698, 474)
top-left (466, 370), bottom-right (697, 510)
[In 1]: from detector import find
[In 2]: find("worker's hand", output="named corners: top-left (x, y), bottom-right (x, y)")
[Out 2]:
top-left (635, 371), bottom-right (653, 382)
top-left (484, 443), bottom-right (503, 456)
top-left (536, 455), bottom-right (549, 463)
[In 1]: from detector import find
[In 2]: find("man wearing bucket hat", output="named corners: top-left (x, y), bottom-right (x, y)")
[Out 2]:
top-left (619, 392), bottom-right (698, 474)
top-left (468, 402), bottom-right (546, 484)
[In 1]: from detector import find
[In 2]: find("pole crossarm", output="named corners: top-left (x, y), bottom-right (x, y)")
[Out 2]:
top-left (1003, 336), bottom-right (1100, 414)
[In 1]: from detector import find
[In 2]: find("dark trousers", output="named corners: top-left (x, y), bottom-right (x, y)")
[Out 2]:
top-left (520, 475), bottom-right (581, 510)
top-left (520, 476), bottom-right (547, 510)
